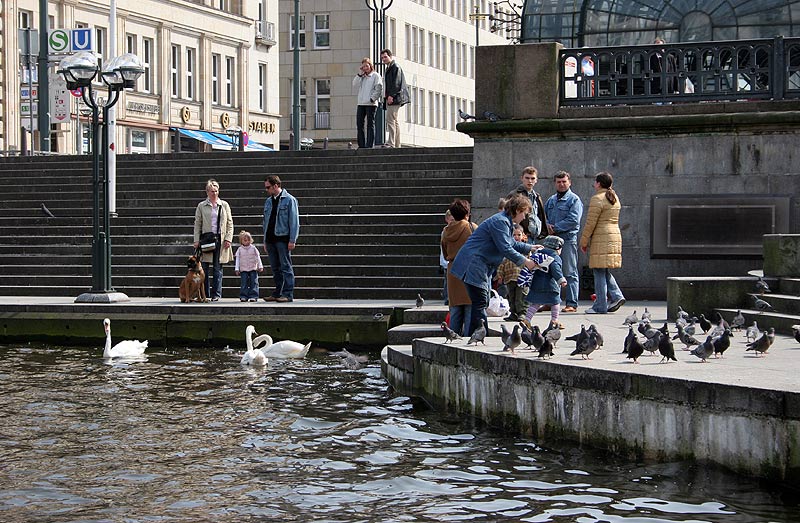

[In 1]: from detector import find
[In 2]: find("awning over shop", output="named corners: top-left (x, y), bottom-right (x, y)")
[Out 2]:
top-left (172, 127), bottom-right (274, 152)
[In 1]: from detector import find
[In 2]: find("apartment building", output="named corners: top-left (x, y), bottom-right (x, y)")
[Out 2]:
top-left (277, 0), bottom-right (515, 149)
top-left (1, 0), bottom-right (280, 154)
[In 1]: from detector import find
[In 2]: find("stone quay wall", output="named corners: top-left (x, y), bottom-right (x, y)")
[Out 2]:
top-left (385, 340), bottom-right (800, 482)
top-left (460, 43), bottom-right (800, 300)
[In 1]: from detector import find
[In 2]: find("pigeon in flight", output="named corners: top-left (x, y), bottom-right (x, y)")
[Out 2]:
top-left (466, 325), bottom-right (487, 346)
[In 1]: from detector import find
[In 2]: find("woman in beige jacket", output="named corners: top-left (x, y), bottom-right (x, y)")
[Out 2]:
top-left (441, 199), bottom-right (478, 335)
top-left (194, 179), bottom-right (234, 301)
top-left (579, 172), bottom-right (626, 314)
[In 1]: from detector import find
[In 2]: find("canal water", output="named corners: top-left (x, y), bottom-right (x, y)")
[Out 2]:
top-left (1, 343), bottom-right (797, 522)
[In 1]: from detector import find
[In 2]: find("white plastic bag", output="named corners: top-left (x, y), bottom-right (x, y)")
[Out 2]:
top-left (486, 289), bottom-right (510, 317)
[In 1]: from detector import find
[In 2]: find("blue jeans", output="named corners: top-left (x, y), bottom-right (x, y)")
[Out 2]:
top-left (464, 283), bottom-right (490, 336)
top-left (560, 240), bottom-right (579, 307)
top-left (266, 241), bottom-right (294, 299)
top-left (356, 105), bottom-right (377, 148)
top-left (202, 261), bottom-right (223, 299)
top-left (239, 270), bottom-right (260, 300)
top-left (449, 304), bottom-right (471, 336)
top-left (592, 268), bottom-right (624, 313)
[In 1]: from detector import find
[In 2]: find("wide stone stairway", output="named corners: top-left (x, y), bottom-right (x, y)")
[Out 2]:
top-left (0, 147), bottom-right (472, 300)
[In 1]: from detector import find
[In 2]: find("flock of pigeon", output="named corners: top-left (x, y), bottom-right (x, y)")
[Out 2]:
top-left (439, 276), bottom-right (800, 364)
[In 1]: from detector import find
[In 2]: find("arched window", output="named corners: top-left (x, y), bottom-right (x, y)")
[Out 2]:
top-left (522, 0), bottom-right (800, 46)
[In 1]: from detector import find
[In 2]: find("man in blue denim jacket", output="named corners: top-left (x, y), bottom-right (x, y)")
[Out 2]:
top-left (262, 175), bottom-right (300, 302)
top-left (544, 171), bottom-right (583, 312)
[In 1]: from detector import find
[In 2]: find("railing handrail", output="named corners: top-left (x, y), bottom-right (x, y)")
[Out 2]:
top-left (559, 36), bottom-right (800, 107)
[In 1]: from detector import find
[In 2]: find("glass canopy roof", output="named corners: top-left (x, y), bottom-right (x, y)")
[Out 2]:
top-left (522, 0), bottom-right (800, 46)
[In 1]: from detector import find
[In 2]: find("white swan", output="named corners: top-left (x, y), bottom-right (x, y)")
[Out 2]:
top-left (241, 325), bottom-right (268, 366)
top-left (103, 318), bottom-right (148, 359)
top-left (261, 339), bottom-right (311, 359)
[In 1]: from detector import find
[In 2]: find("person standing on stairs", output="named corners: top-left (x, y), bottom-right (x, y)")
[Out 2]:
top-left (262, 175), bottom-right (300, 303)
top-left (194, 179), bottom-right (234, 301)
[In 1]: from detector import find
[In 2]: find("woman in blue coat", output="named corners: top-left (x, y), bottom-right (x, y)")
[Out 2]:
top-left (450, 195), bottom-right (539, 336)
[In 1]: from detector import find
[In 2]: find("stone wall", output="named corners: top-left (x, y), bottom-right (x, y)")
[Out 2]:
top-left (461, 43), bottom-right (800, 299)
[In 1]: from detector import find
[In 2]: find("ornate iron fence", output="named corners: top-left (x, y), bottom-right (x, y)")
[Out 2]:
top-left (560, 37), bottom-right (800, 106)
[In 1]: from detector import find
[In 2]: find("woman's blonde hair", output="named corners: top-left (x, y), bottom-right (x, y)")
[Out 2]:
top-left (206, 179), bottom-right (219, 191)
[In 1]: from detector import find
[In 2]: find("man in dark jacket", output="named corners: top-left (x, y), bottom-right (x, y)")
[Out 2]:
top-left (381, 48), bottom-right (408, 148)
top-left (507, 166), bottom-right (548, 242)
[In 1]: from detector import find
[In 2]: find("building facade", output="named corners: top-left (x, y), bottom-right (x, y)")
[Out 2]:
top-left (1, 0), bottom-right (280, 154)
top-left (277, 0), bottom-right (517, 149)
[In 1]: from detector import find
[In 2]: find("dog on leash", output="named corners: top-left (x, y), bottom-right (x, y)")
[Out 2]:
top-left (179, 254), bottom-right (207, 303)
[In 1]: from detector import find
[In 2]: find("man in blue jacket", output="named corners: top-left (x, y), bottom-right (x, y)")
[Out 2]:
top-left (263, 175), bottom-right (300, 302)
top-left (544, 171), bottom-right (583, 313)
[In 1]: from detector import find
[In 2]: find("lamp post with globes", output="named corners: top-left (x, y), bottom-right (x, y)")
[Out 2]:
top-left (58, 51), bottom-right (143, 303)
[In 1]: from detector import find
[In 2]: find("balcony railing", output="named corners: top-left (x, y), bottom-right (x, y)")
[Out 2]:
top-left (560, 36), bottom-right (800, 106)
top-left (314, 112), bottom-right (330, 129)
top-left (289, 112), bottom-right (307, 130)
top-left (255, 20), bottom-right (276, 45)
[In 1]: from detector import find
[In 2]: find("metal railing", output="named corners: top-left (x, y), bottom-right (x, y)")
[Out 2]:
top-left (560, 36), bottom-right (800, 106)
top-left (289, 112), bottom-right (307, 130)
top-left (314, 112), bottom-right (330, 129)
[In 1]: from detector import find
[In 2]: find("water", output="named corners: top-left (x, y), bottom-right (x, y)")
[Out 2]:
top-left (0, 344), bottom-right (797, 523)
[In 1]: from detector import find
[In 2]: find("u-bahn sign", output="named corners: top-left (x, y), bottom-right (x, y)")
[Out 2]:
top-left (48, 28), bottom-right (95, 55)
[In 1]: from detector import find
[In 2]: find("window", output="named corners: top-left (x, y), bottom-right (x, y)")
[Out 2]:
top-left (429, 32), bottom-right (435, 66)
top-left (258, 63), bottom-right (267, 112)
top-left (225, 56), bottom-right (234, 106)
top-left (456, 41), bottom-right (462, 75)
top-left (418, 28), bottom-right (425, 65)
top-left (258, 0), bottom-right (266, 23)
top-left (412, 87), bottom-right (418, 123)
top-left (143, 38), bottom-right (153, 92)
top-left (412, 26), bottom-right (419, 63)
top-left (462, 43), bottom-right (468, 78)
top-left (171, 44), bottom-right (180, 98)
top-left (429, 91), bottom-right (435, 127)
top-left (440, 35), bottom-right (447, 70)
top-left (95, 27), bottom-right (106, 69)
top-left (314, 14), bottom-right (330, 48)
top-left (218, 0), bottom-right (231, 10)
top-left (450, 96), bottom-right (456, 130)
top-left (19, 10), bottom-right (32, 28)
top-left (186, 48), bottom-right (196, 100)
top-left (315, 78), bottom-right (330, 115)
top-left (290, 15), bottom-right (306, 49)
top-left (405, 24), bottom-right (412, 59)
top-left (212, 54), bottom-right (220, 104)
top-left (390, 18), bottom-right (397, 56)
top-left (126, 33), bottom-right (136, 54)
top-left (419, 88), bottom-right (425, 126)
top-left (450, 39), bottom-right (455, 73)
top-left (470, 46), bottom-right (475, 78)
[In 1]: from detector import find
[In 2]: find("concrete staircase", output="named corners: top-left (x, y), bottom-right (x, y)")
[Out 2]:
top-left (0, 147), bottom-right (472, 300)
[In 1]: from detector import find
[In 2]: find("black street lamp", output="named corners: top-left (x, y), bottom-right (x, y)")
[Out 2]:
top-left (58, 51), bottom-right (143, 303)
top-left (365, 0), bottom-right (393, 146)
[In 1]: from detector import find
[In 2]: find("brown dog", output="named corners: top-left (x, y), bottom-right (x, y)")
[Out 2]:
top-left (179, 255), bottom-right (207, 303)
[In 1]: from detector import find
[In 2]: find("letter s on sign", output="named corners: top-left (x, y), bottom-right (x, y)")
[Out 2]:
top-left (49, 29), bottom-right (69, 53)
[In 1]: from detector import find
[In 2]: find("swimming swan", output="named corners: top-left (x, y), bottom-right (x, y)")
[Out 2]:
top-left (261, 339), bottom-right (311, 359)
top-left (103, 318), bottom-right (148, 359)
top-left (241, 325), bottom-right (268, 366)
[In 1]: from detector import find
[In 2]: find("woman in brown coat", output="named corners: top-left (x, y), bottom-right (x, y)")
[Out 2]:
top-left (441, 199), bottom-right (478, 335)
top-left (579, 172), bottom-right (626, 314)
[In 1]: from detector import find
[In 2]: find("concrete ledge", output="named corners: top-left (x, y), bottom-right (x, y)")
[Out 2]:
top-left (666, 276), bottom-right (760, 320)
top-left (764, 234), bottom-right (800, 277)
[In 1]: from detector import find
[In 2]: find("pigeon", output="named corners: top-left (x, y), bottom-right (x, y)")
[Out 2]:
top-left (637, 321), bottom-right (651, 336)
top-left (712, 328), bottom-right (731, 358)
top-left (519, 322), bottom-right (534, 349)
top-left (623, 310), bottom-right (638, 325)
top-left (676, 306), bottom-right (689, 320)
top-left (565, 324), bottom-right (588, 348)
top-left (502, 325), bottom-right (522, 354)
top-left (713, 312), bottom-right (730, 331)
top-left (698, 314), bottom-right (712, 334)
top-left (708, 323), bottom-right (726, 339)
top-left (642, 330), bottom-right (661, 354)
top-left (683, 318), bottom-right (697, 336)
top-left (571, 333), bottom-right (599, 359)
top-left (641, 323), bottom-right (660, 342)
top-left (441, 322), bottom-right (461, 343)
top-left (675, 315), bottom-right (688, 329)
top-left (500, 324), bottom-right (512, 347)
top-left (755, 278), bottom-right (771, 295)
top-left (658, 322), bottom-right (670, 336)
top-left (415, 294), bottom-right (425, 308)
top-left (792, 325), bottom-right (800, 344)
top-left (746, 331), bottom-right (771, 357)
top-left (641, 308), bottom-right (652, 322)
top-left (466, 325), bottom-right (487, 346)
top-left (626, 335), bottom-right (645, 363)
top-left (690, 335), bottom-right (715, 362)
top-left (483, 110), bottom-right (500, 122)
top-left (458, 108), bottom-right (475, 120)
top-left (753, 295), bottom-right (773, 313)
top-left (658, 332), bottom-right (677, 363)
top-left (543, 320), bottom-right (561, 345)
top-left (731, 310), bottom-right (746, 331)
top-left (538, 338), bottom-right (555, 359)
top-left (331, 348), bottom-right (369, 370)
top-left (766, 327), bottom-right (776, 347)
top-left (40, 202), bottom-right (56, 218)
top-left (745, 321), bottom-right (759, 342)
top-left (673, 325), bottom-right (700, 349)
top-left (528, 324), bottom-right (545, 350)
top-left (587, 324), bottom-right (604, 349)
top-left (623, 325), bottom-right (636, 353)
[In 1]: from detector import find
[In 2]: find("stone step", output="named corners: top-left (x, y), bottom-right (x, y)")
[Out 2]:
top-left (402, 306), bottom-right (449, 323)
top-left (779, 277), bottom-right (800, 295)
top-left (747, 293), bottom-right (800, 316)
top-left (387, 324), bottom-right (444, 345)
top-left (717, 308), bottom-right (800, 335)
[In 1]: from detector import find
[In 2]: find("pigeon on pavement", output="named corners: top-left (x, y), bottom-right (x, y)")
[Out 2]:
top-left (698, 314), bottom-right (712, 334)
top-left (712, 328), bottom-right (731, 358)
top-left (746, 331), bottom-right (771, 356)
top-left (731, 310), bottom-right (746, 331)
top-left (571, 333), bottom-right (599, 359)
top-left (626, 335), bottom-right (645, 363)
top-left (623, 310), bottom-right (638, 325)
top-left (745, 321), bottom-right (759, 343)
top-left (538, 338), bottom-right (555, 359)
top-left (500, 323), bottom-right (512, 347)
top-left (623, 325), bottom-right (636, 354)
top-left (587, 324), bottom-right (604, 348)
top-left (658, 332), bottom-right (677, 363)
top-left (466, 325), bottom-right (487, 346)
top-left (416, 294), bottom-right (425, 308)
top-left (441, 322), bottom-right (461, 343)
top-left (673, 325), bottom-right (700, 349)
top-left (676, 306), bottom-right (689, 320)
top-left (543, 320), bottom-right (561, 345)
top-left (690, 335), bottom-right (715, 362)
top-left (502, 325), bottom-right (522, 354)
top-left (641, 308), bottom-right (652, 322)
top-left (792, 325), bottom-right (800, 344)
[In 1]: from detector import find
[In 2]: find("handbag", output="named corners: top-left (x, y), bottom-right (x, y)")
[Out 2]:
top-left (199, 232), bottom-right (218, 252)
top-left (199, 205), bottom-right (222, 252)
top-left (486, 289), bottom-right (510, 317)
